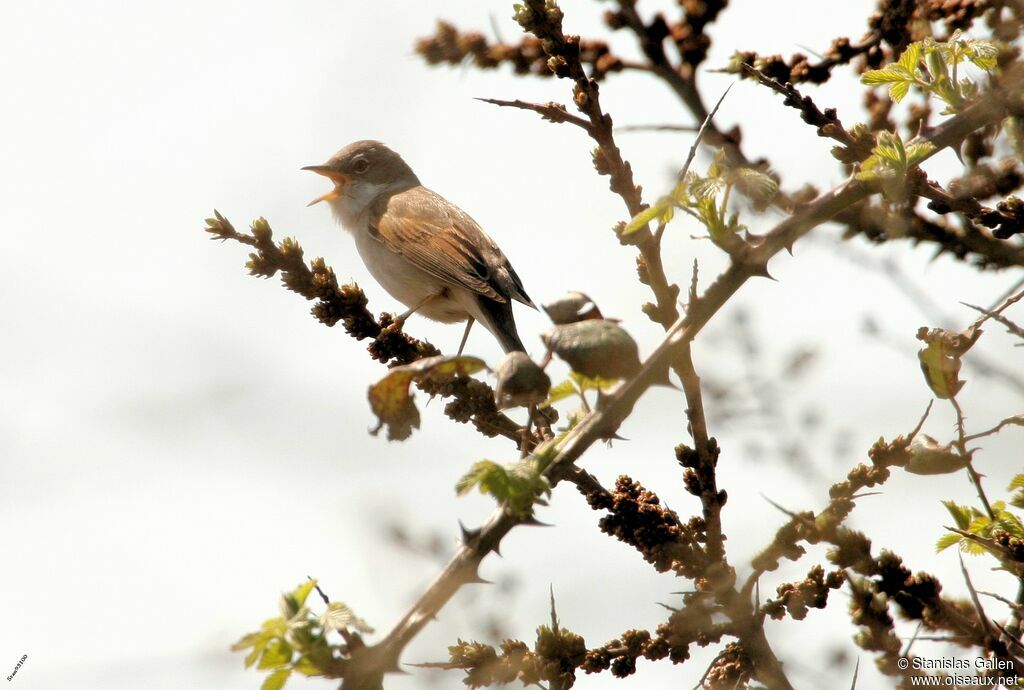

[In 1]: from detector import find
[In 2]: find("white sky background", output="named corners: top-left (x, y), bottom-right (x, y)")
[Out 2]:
top-left (2, 1), bottom-right (1023, 689)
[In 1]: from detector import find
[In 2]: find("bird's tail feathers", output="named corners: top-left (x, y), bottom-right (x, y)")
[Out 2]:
top-left (476, 296), bottom-right (526, 353)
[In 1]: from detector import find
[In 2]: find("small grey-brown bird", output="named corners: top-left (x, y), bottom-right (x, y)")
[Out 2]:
top-left (304, 141), bottom-right (534, 353)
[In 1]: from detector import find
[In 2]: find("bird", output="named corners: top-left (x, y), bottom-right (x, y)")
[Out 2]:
top-left (303, 141), bottom-right (535, 354)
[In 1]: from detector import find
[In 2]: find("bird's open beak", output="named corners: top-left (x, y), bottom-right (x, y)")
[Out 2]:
top-left (302, 165), bottom-right (350, 206)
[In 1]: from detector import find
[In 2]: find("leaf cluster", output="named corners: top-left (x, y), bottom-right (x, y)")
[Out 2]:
top-left (231, 580), bottom-right (367, 689)
top-left (938, 495), bottom-right (1024, 557)
top-left (861, 31), bottom-right (998, 112)
top-left (855, 131), bottom-right (935, 201)
top-left (455, 454), bottom-right (553, 519)
top-left (622, 151), bottom-right (777, 247)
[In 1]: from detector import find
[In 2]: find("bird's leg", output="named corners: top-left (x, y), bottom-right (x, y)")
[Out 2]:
top-left (456, 318), bottom-right (474, 356)
top-left (394, 292), bottom-right (440, 327)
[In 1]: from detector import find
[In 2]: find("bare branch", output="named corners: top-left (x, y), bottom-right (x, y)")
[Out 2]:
top-left (475, 97), bottom-right (594, 133)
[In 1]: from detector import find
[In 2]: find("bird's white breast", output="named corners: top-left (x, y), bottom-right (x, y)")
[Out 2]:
top-left (328, 194), bottom-right (474, 324)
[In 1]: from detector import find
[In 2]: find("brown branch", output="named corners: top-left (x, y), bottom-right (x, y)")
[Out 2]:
top-left (675, 344), bottom-right (724, 563)
top-left (204, 214), bottom-right (526, 445)
top-left (740, 64), bottom-right (868, 158)
top-left (336, 17), bottom-right (1023, 690)
top-left (921, 177), bottom-right (1024, 240)
top-left (475, 97), bottom-right (594, 134)
top-left (414, 19), bottom-right (638, 82)
top-left (507, 0), bottom-right (683, 331)
top-left (837, 199), bottom-right (1024, 270)
top-left (617, 122), bottom-right (699, 133)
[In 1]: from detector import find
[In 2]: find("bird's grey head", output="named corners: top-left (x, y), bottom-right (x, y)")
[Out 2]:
top-left (303, 140), bottom-right (420, 212)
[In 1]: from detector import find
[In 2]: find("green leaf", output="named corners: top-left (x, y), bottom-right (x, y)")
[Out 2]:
top-left (669, 180), bottom-right (689, 205)
top-left (258, 639), bottom-right (293, 670)
top-left (936, 532), bottom-right (963, 552)
top-left (261, 668), bottom-right (291, 690)
top-left (292, 656), bottom-right (322, 677)
top-left (320, 601), bottom-right (374, 634)
top-left (232, 631), bottom-right (262, 652)
top-left (289, 580), bottom-right (318, 612)
top-left (874, 132), bottom-right (907, 167)
top-left (1008, 473), bottom-right (1024, 491)
top-left (965, 39), bottom-right (998, 70)
top-left (898, 42), bottom-right (923, 73)
top-left (568, 371), bottom-right (619, 392)
top-left (861, 68), bottom-right (913, 85)
top-left (732, 168), bottom-right (778, 202)
top-left (926, 49), bottom-right (959, 107)
top-left (996, 512), bottom-right (1024, 538)
top-left (969, 53), bottom-right (998, 70)
top-left (890, 79), bottom-right (911, 103)
top-left (904, 141), bottom-right (936, 166)
top-left (622, 203), bottom-right (664, 236)
top-left (690, 175), bottom-right (725, 201)
top-left (456, 459), bottom-right (551, 518)
top-left (368, 355), bottom-right (487, 441)
top-left (457, 460), bottom-right (506, 496)
top-left (245, 646), bottom-right (263, 668)
top-left (942, 500), bottom-right (973, 530)
top-left (544, 379), bottom-right (578, 405)
top-left (962, 537), bottom-right (987, 555)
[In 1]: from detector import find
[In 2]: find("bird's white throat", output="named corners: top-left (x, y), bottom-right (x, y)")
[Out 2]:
top-left (327, 181), bottom-right (387, 234)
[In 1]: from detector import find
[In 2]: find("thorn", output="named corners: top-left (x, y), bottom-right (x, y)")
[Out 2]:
top-left (653, 378), bottom-right (681, 391)
top-left (459, 521), bottom-right (481, 544)
top-left (748, 262), bottom-right (776, 281)
top-left (463, 571), bottom-right (494, 585)
top-left (952, 140), bottom-right (965, 165)
top-left (520, 515), bottom-right (553, 527)
top-left (549, 585), bottom-right (560, 632)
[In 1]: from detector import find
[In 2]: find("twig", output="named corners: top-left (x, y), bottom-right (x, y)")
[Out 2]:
top-left (692, 649), bottom-right (729, 690)
top-left (618, 123), bottom-right (699, 133)
top-left (955, 553), bottom-right (1023, 673)
top-left (899, 622), bottom-right (922, 658)
top-left (820, 237), bottom-right (1024, 392)
top-left (979, 590), bottom-right (1024, 616)
top-left (613, 0), bottom-right (757, 174)
top-left (951, 396), bottom-right (996, 520)
top-left (963, 414), bottom-right (1024, 443)
top-left (677, 86), bottom-right (732, 184)
top-left (962, 286), bottom-right (1024, 341)
top-left (337, 33), bottom-right (1019, 690)
top-left (740, 64), bottom-right (860, 151)
top-left (475, 97), bottom-right (594, 133)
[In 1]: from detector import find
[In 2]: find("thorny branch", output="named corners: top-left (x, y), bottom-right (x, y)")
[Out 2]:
top-left (334, 60), bottom-right (1022, 689)
top-left (223, 2), bottom-right (1024, 689)
top-left (204, 215), bottom-right (528, 444)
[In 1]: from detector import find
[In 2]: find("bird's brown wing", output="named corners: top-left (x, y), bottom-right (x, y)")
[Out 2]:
top-left (368, 186), bottom-right (526, 304)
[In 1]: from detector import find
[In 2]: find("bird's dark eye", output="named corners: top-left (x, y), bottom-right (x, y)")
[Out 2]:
top-left (352, 157), bottom-right (370, 174)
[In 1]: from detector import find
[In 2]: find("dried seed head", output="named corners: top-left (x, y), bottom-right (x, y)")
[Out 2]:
top-left (494, 352), bottom-right (551, 409)
top-left (542, 291), bottom-right (605, 324)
